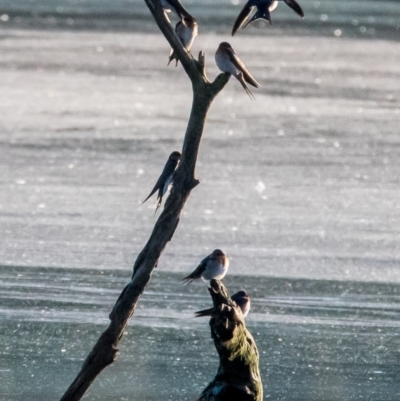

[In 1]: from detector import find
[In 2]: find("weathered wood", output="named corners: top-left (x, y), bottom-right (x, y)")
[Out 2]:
top-left (197, 280), bottom-right (263, 401)
top-left (59, 2), bottom-right (229, 401)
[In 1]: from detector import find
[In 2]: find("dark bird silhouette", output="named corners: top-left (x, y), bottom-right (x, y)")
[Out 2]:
top-left (142, 151), bottom-right (181, 213)
top-left (160, 0), bottom-right (195, 21)
top-left (215, 42), bottom-right (260, 100)
top-left (182, 249), bottom-right (229, 284)
top-left (195, 290), bottom-right (251, 318)
top-left (232, 0), bottom-right (304, 36)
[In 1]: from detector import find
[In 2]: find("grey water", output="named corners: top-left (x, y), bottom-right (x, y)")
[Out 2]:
top-left (2, 267), bottom-right (400, 400)
top-left (1, 0), bottom-right (400, 400)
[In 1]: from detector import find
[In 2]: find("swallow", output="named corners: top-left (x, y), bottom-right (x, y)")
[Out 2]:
top-left (182, 249), bottom-right (229, 284)
top-left (168, 17), bottom-right (198, 66)
top-left (160, 0), bottom-right (195, 21)
top-left (232, 0), bottom-right (304, 36)
top-left (195, 290), bottom-right (250, 318)
top-left (215, 42), bottom-right (260, 100)
top-left (142, 151), bottom-right (181, 213)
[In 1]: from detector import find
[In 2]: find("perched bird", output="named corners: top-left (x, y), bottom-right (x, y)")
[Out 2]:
top-left (168, 17), bottom-right (198, 66)
top-left (160, 0), bottom-right (195, 21)
top-left (215, 42), bottom-right (260, 100)
top-left (182, 249), bottom-right (229, 284)
top-left (142, 151), bottom-right (181, 213)
top-left (232, 0), bottom-right (304, 36)
top-left (195, 290), bottom-right (251, 318)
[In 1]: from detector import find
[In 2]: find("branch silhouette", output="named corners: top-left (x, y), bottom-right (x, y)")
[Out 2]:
top-left (59, 2), bottom-right (229, 401)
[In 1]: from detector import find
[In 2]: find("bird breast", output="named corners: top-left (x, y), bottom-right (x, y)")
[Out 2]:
top-left (162, 173), bottom-right (174, 196)
top-left (215, 51), bottom-right (238, 76)
top-left (177, 24), bottom-right (198, 50)
top-left (202, 259), bottom-right (226, 280)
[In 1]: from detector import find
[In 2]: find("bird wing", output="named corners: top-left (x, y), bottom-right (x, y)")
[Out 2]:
top-left (225, 47), bottom-right (260, 88)
top-left (142, 157), bottom-right (178, 204)
top-left (182, 261), bottom-right (207, 284)
top-left (231, 0), bottom-right (256, 36)
top-left (283, 0), bottom-right (304, 17)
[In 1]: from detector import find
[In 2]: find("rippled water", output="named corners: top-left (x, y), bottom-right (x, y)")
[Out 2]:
top-left (0, 0), bottom-right (399, 39)
top-left (1, 0), bottom-right (400, 399)
top-left (2, 267), bottom-right (400, 400)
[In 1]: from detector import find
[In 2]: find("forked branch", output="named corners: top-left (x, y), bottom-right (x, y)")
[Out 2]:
top-left (59, 2), bottom-right (229, 401)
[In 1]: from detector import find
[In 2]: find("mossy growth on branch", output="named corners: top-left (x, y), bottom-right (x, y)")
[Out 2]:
top-left (197, 280), bottom-right (263, 401)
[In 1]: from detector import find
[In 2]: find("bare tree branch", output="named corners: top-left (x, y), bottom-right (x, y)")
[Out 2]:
top-left (59, 2), bottom-right (230, 401)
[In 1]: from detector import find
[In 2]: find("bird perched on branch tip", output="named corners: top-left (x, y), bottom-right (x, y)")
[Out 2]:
top-left (183, 249), bottom-right (229, 284)
top-left (215, 42), bottom-right (260, 100)
top-left (195, 290), bottom-right (251, 318)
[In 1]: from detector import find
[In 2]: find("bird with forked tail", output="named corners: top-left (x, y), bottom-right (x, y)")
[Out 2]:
top-left (182, 249), bottom-right (229, 284)
top-left (232, 0), bottom-right (304, 36)
top-left (168, 17), bottom-right (198, 66)
top-left (142, 151), bottom-right (181, 214)
top-left (195, 290), bottom-right (251, 318)
top-left (215, 42), bottom-right (260, 100)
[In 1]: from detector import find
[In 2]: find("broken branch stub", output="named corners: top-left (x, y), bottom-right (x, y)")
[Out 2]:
top-left (197, 280), bottom-right (263, 401)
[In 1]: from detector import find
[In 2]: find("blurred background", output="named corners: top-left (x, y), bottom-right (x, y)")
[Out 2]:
top-left (0, 1), bottom-right (400, 400)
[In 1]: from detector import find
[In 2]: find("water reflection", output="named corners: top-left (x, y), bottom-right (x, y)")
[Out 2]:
top-left (1, 266), bottom-right (400, 400)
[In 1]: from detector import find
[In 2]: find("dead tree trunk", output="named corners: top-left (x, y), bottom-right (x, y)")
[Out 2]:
top-left (59, 2), bottom-right (230, 401)
top-left (197, 280), bottom-right (263, 401)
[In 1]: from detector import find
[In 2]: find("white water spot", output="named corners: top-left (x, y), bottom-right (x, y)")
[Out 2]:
top-left (255, 181), bottom-right (266, 194)
top-left (0, 14), bottom-right (10, 22)
top-left (16, 179), bottom-right (26, 185)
